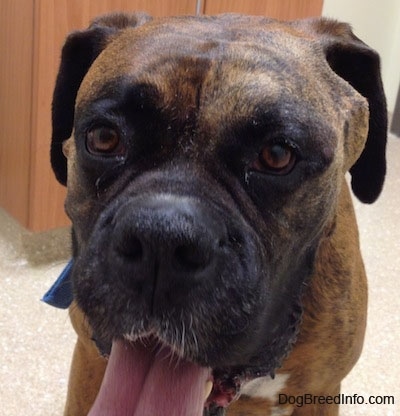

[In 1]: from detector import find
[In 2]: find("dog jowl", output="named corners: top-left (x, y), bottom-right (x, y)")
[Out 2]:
top-left (50, 13), bottom-right (387, 416)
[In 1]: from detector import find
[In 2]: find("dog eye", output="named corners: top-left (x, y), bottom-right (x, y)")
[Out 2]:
top-left (86, 126), bottom-right (123, 156)
top-left (252, 143), bottom-right (296, 175)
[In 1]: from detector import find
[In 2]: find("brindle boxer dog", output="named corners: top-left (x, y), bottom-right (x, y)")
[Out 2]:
top-left (50, 12), bottom-right (387, 416)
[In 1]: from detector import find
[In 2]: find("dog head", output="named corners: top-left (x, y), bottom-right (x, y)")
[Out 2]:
top-left (51, 13), bottom-right (387, 414)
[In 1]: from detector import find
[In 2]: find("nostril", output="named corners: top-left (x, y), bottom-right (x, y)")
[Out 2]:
top-left (117, 235), bottom-right (144, 261)
top-left (174, 243), bottom-right (210, 272)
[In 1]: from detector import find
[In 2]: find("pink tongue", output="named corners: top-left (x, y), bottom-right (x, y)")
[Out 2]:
top-left (88, 339), bottom-right (210, 416)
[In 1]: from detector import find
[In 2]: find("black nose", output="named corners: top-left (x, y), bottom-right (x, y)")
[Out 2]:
top-left (110, 195), bottom-right (227, 311)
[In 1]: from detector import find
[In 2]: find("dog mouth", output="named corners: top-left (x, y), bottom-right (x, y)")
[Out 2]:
top-left (75, 191), bottom-right (309, 415)
top-left (88, 336), bottom-right (241, 416)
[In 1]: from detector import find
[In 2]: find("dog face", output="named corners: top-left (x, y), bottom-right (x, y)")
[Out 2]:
top-left (51, 13), bottom-right (386, 414)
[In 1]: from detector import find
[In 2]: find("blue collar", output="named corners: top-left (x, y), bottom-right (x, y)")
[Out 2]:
top-left (42, 259), bottom-right (74, 309)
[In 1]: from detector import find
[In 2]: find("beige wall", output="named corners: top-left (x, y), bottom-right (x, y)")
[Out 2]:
top-left (323, 0), bottom-right (400, 113)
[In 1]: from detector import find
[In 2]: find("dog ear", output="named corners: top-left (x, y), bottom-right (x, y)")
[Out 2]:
top-left (51, 12), bottom-right (151, 185)
top-left (296, 18), bottom-right (387, 203)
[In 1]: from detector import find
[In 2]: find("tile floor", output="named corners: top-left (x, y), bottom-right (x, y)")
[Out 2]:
top-left (0, 136), bottom-right (399, 415)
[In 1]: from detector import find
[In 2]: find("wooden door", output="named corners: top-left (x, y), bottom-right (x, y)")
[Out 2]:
top-left (0, 0), bottom-right (34, 228)
top-left (203, 0), bottom-right (323, 19)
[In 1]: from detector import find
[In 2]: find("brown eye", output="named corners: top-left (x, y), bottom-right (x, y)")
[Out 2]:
top-left (86, 126), bottom-right (122, 155)
top-left (254, 143), bottom-right (296, 174)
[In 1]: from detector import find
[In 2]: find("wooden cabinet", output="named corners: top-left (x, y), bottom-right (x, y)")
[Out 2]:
top-left (0, 0), bottom-right (322, 231)
top-left (203, 0), bottom-right (323, 19)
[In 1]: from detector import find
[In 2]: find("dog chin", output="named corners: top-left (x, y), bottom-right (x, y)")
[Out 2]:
top-left (87, 293), bottom-right (303, 416)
